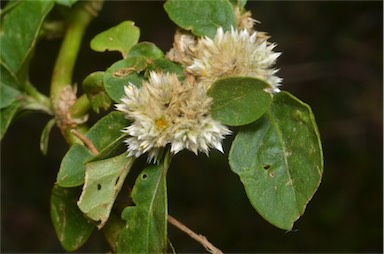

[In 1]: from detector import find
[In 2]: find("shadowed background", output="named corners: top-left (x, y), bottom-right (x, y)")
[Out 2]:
top-left (1, 1), bottom-right (382, 252)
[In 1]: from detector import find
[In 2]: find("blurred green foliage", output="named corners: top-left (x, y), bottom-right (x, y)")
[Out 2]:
top-left (1, 1), bottom-right (382, 252)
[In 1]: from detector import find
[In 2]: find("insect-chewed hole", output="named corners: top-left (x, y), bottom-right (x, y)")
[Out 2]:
top-left (97, 184), bottom-right (102, 190)
top-left (263, 164), bottom-right (271, 170)
top-left (142, 174), bottom-right (148, 180)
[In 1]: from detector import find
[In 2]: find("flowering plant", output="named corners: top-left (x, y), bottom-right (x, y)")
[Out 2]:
top-left (0, 0), bottom-right (323, 253)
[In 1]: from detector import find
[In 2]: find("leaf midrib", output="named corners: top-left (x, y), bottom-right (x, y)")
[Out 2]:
top-left (145, 163), bottom-right (167, 253)
top-left (266, 111), bottom-right (299, 213)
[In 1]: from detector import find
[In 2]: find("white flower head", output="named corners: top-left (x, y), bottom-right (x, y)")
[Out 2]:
top-left (234, 7), bottom-right (257, 33)
top-left (116, 71), bottom-right (231, 162)
top-left (188, 27), bottom-right (282, 92)
top-left (166, 29), bottom-right (197, 67)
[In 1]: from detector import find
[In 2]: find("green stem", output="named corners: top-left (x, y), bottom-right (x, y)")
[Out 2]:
top-left (50, 2), bottom-right (97, 102)
top-left (50, 0), bottom-right (103, 144)
top-left (24, 82), bottom-right (52, 114)
top-left (71, 94), bottom-right (91, 118)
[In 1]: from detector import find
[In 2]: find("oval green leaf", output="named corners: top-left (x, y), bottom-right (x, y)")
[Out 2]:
top-left (0, 0), bottom-right (54, 74)
top-left (90, 21), bottom-right (140, 58)
top-left (82, 71), bottom-right (111, 113)
top-left (117, 155), bottom-right (170, 253)
top-left (77, 153), bottom-right (134, 229)
top-left (164, 0), bottom-right (237, 38)
top-left (207, 77), bottom-right (273, 126)
top-left (146, 58), bottom-right (185, 81)
top-left (229, 91), bottom-right (323, 230)
top-left (50, 185), bottom-right (95, 251)
top-left (104, 57), bottom-right (146, 102)
top-left (82, 71), bottom-right (105, 94)
top-left (57, 112), bottom-right (129, 187)
top-left (128, 42), bottom-right (164, 59)
top-left (57, 144), bottom-right (94, 188)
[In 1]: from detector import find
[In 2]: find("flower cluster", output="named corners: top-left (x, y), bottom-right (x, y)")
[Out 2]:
top-left (188, 27), bottom-right (282, 92)
top-left (117, 10), bottom-right (281, 162)
top-left (116, 72), bottom-right (230, 162)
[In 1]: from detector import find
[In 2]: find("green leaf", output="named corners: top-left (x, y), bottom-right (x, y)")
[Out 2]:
top-left (57, 144), bottom-right (95, 188)
top-left (57, 112), bottom-right (129, 187)
top-left (50, 185), bottom-right (95, 251)
top-left (117, 154), bottom-right (170, 253)
top-left (103, 44), bottom-right (167, 103)
top-left (207, 77), bottom-right (273, 126)
top-left (40, 118), bottom-right (56, 155)
top-left (86, 111), bottom-right (128, 150)
top-left (0, 83), bottom-right (21, 109)
top-left (0, 1), bottom-right (22, 17)
top-left (90, 21), bottom-right (140, 58)
top-left (55, 0), bottom-right (78, 7)
top-left (164, 0), bottom-right (237, 38)
top-left (146, 58), bottom-right (185, 81)
top-left (104, 57), bottom-right (146, 102)
top-left (82, 72), bottom-right (105, 94)
top-left (103, 213), bottom-right (126, 252)
top-left (78, 153), bottom-right (134, 229)
top-left (128, 42), bottom-right (164, 60)
top-left (0, 64), bottom-right (20, 89)
top-left (0, 0), bottom-right (54, 74)
top-left (229, 0), bottom-right (247, 9)
top-left (0, 101), bottom-right (20, 140)
top-left (82, 71), bottom-right (111, 113)
top-left (229, 91), bottom-right (323, 230)
top-left (90, 134), bottom-right (127, 162)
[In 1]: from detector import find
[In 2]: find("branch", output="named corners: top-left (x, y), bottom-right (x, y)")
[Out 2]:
top-left (50, 0), bottom-right (103, 144)
top-left (50, 1), bottom-right (103, 101)
top-left (167, 215), bottom-right (224, 254)
top-left (70, 129), bottom-right (99, 155)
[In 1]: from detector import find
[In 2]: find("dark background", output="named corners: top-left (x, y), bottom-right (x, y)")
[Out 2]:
top-left (1, 1), bottom-right (382, 252)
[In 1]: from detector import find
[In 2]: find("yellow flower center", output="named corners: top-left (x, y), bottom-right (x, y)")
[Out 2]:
top-left (155, 117), bottom-right (168, 130)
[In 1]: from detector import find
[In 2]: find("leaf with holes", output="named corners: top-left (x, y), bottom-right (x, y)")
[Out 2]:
top-left (50, 185), bottom-right (95, 251)
top-left (229, 91), bottom-right (323, 230)
top-left (164, 0), bottom-right (237, 38)
top-left (77, 153), bottom-right (134, 229)
top-left (208, 77), bottom-right (273, 126)
top-left (90, 21), bottom-right (140, 58)
top-left (117, 155), bottom-right (170, 253)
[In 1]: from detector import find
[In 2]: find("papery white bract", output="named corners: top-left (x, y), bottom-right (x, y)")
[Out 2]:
top-left (116, 72), bottom-right (231, 162)
top-left (188, 27), bottom-right (282, 92)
